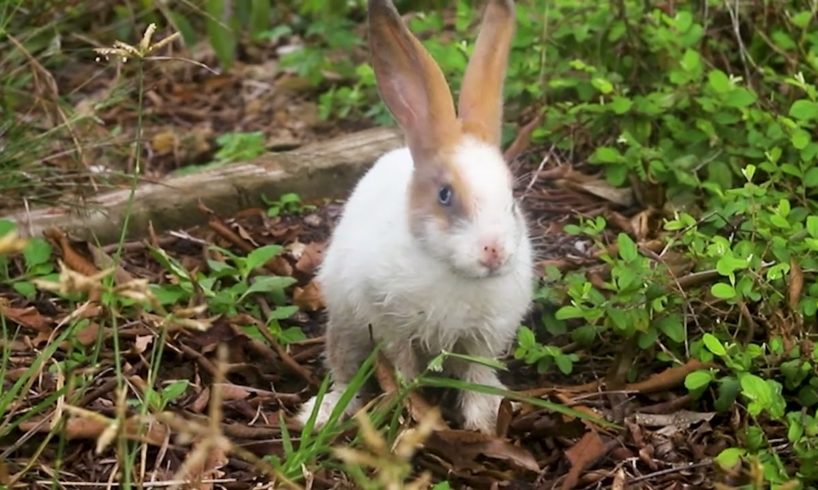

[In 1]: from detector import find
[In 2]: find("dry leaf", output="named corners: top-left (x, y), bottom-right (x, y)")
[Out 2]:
top-left (88, 244), bottom-right (134, 285)
top-left (559, 169), bottom-right (634, 207)
top-left (562, 429), bottom-right (606, 490)
top-left (0, 231), bottom-right (28, 255)
top-left (44, 228), bottom-right (99, 277)
top-left (427, 430), bottom-right (540, 473)
top-left (190, 387), bottom-right (211, 413)
top-left (789, 258), bottom-right (803, 311)
top-left (216, 383), bottom-right (251, 402)
top-left (151, 130), bottom-right (177, 156)
top-left (133, 335), bottom-right (154, 354)
top-left (75, 322), bottom-right (101, 346)
top-left (0, 303), bottom-right (51, 332)
top-left (293, 279), bottom-right (324, 311)
top-left (268, 256), bottom-right (293, 276)
top-left (294, 241), bottom-right (326, 275)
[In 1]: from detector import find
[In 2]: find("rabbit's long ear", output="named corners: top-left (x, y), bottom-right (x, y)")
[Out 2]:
top-left (368, 0), bottom-right (459, 159)
top-left (458, 0), bottom-right (516, 147)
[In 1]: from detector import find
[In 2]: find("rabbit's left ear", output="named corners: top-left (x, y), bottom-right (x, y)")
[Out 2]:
top-left (458, 0), bottom-right (516, 147)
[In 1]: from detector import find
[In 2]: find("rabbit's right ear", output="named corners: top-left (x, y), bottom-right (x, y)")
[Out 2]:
top-left (368, 0), bottom-right (459, 159)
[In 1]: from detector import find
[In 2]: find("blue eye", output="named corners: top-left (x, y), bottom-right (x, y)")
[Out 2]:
top-left (438, 185), bottom-right (453, 206)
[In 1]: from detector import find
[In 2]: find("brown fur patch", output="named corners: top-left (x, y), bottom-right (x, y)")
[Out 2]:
top-left (408, 148), bottom-right (475, 236)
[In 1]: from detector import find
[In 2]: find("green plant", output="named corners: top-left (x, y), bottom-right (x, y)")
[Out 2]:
top-left (174, 131), bottom-right (267, 175)
top-left (262, 192), bottom-right (316, 217)
top-left (0, 220), bottom-right (55, 299)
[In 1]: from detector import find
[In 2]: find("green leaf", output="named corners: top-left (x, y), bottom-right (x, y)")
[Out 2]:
top-left (206, 0), bottom-right (237, 69)
top-left (807, 216), bottom-right (818, 237)
top-left (0, 219), bottom-right (15, 237)
top-left (711, 283), bottom-right (737, 300)
top-left (715, 448), bottom-right (745, 470)
top-left (609, 96), bottom-right (632, 114)
top-left (555, 305), bottom-right (585, 320)
top-left (245, 244), bottom-right (284, 272)
top-left (792, 128), bottom-right (811, 149)
top-left (169, 11), bottom-right (198, 45)
top-left (591, 77), bottom-right (613, 94)
top-left (249, 0), bottom-right (272, 39)
top-left (716, 255), bottom-right (748, 276)
top-left (269, 305), bottom-right (299, 320)
top-left (685, 370), bottom-right (713, 391)
top-left (790, 99), bottom-right (818, 121)
top-left (23, 238), bottom-right (52, 269)
top-left (12, 281), bottom-right (36, 299)
top-left (161, 380), bottom-right (190, 404)
top-left (518, 326), bottom-right (536, 348)
top-left (739, 373), bottom-right (774, 413)
top-left (703, 333), bottom-right (727, 356)
top-left (572, 325), bottom-right (597, 345)
top-left (279, 326), bottom-right (307, 344)
top-left (240, 275), bottom-right (297, 301)
top-left (707, 70), bottom-right (731, 93)
top-left (590, 146), bottom-right (624, 164)
top-left (617, 233), bottom-right (638, 262)
top-left (804, 168), bottom-right (818, 188)
top-left (656, 315), bottom-right (685, 343)
top-left (725, 87), bottom-right (756, 108)
top-left (554, 354), bottom-right (573, 375)
top-left (680, 49), bottom-right (701, 73)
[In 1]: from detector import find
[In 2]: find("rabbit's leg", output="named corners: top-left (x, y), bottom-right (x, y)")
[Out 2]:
top-left (448, 340), bottom-right (507, 434)
top-left (295, 317), bottom-right (371, 427)
top-left (384, 339), bottom-right (420, 382)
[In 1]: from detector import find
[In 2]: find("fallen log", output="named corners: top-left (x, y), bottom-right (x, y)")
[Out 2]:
top-left (4, 127), bottom-right (404, 244)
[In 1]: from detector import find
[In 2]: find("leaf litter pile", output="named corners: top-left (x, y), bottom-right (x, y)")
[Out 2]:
top-left (0, 137), bottom-right (761, 489)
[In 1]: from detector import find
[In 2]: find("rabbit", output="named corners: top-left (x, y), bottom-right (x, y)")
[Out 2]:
top-left (295, 0), bottom-right (534, 435)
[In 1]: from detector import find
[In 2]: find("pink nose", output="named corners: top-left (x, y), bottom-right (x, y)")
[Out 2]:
top-left (479, 239), bottom-right (506, 270)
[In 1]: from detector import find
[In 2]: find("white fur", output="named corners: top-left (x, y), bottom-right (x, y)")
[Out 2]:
top-left (295, 138), bottom-right (534, 433)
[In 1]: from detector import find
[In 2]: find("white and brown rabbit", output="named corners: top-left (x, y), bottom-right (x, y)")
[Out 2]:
top-left (296, 0), bottom-right (534, 434)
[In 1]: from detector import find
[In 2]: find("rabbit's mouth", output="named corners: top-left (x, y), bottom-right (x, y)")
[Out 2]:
top-left (448, 255), bottom-right (514, 280)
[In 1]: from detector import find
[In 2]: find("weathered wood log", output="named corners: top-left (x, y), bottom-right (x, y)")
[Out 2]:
top-left (4, 127), bottom-right (404, 244)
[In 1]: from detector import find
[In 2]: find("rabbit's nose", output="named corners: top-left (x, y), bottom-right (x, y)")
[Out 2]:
top-left (479, 239), bottom-right (506, 271)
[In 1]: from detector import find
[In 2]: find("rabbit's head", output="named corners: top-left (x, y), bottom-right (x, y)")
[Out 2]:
top-left (369, 0), bottom-right (527, 279)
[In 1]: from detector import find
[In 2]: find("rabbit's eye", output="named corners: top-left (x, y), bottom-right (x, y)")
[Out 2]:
top-left (437, 185), bottom-right (453, 206)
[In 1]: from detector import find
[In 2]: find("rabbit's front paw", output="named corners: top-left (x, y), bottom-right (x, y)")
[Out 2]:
top-left (460, 391), bottom-right (502, 435)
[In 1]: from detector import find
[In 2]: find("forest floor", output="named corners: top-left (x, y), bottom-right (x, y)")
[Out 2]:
top-left (0, 8), bottom-right (788, 490)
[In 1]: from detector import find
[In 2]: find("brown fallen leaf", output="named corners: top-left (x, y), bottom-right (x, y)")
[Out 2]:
top-left (0, 302), bottom-right (51, 332)
top-left (190, 387), bottom-right (211, 413)
top-left (558, 168), bottom-right (634, 207)
top-left (151, 129), bottom-right (177, 156)
top-left (427, 430), bottom-right (540, 473)
top-left (0, 230), bottom-right (27, 255)
top-left (87, 244), bottom-right (134, 286)
top-left (20, 411), bottom-right (168, 446)
top-left (268, 255), bottom-right (293, 277)
top-left (562, 429), bottom-right (606, 490)
top-left (293, 279), bottom-right (324, 311)
top-left (216, 383), bottom-right (252, 402)
top-left (133, 335), bottom-right (153, 355)
top-left (293, 241), bottom-right (326, 275)
top-left (44, 228), bottom-right (99, 277)
top-left (789, 257), bottom-right (803, 312)
top-left (74, 322), bottom-right (101, 347)
top-left (496, 399), bottom-right (513, 439)
top-left (185, 441), bottom-right (228, 490)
